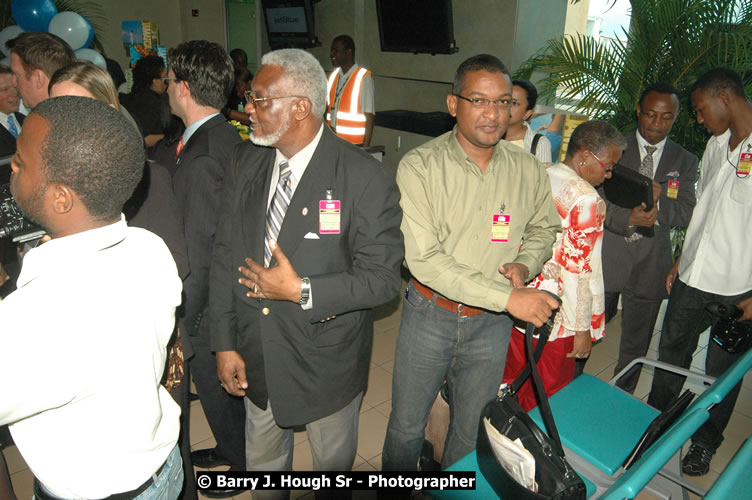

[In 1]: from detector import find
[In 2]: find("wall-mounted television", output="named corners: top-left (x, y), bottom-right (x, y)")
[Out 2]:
top-left (376, 0), bottom-right (458, 55)
top-left (261, 0), bottom-right (321, 49)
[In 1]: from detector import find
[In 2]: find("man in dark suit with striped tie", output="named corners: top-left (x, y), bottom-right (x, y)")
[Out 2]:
top-left (601, 83), bottom-right (698, 392)
top-left (167, 40), bottom-right (245, 495)
top-left (210, 48), bottom-right (403, 499)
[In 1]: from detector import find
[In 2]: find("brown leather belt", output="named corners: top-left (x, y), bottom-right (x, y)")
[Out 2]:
top-left (412, 279), bottom-right (485, 317)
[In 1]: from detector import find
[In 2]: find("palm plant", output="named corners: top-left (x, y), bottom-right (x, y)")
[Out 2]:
top-left (0, 0), bottom-right (106, 52)
top-left (516, 0), bottom-right (752, 158)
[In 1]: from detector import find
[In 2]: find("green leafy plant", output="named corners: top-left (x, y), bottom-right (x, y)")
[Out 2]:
top-left (516, 0), bottom-right (752, 159)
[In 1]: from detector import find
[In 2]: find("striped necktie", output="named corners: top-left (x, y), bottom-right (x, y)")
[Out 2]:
top-left (7, 115), bottom-right (18, 138)
top-left (264, 161), bottom-right (292, 267)
top-left (626, 145), bottom-right (657, 243)
top-left (175, 136), bottom-right (185, 157)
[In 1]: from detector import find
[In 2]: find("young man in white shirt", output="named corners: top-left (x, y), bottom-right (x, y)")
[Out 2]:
top-left (648, 67), bottom-right (752, 476)
top-left (0, 96), bottom-right (183, 499)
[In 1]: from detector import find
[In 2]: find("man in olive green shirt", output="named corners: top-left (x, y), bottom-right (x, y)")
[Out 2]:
top-left (382, 54), bottom-right (561, 473)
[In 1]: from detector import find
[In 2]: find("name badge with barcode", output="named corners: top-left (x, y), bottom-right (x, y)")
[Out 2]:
top-left (319, 200), bottom-right (341, 234)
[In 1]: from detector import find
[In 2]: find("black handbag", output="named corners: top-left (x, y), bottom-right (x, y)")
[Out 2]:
top-left (476, 318), bottom-right (586, 499)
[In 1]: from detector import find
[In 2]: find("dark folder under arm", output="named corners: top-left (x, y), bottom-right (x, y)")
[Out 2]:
top-left (602, 166), bottom-right (655, 237)
top-left (603, 166), bottom-right (654, 211)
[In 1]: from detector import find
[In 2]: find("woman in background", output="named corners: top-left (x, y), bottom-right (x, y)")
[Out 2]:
top-left (504, 79), bottom-right (552, 163)
top-left (221, 67), bottom-right (253, 126)
top-left (48, 61), bottom-right (189, 278)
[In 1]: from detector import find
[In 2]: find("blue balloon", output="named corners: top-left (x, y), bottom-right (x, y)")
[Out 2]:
top-left (74, 48), bottom-right (106, 69)
top-left (11, 0), bottom-right (58, 33)
top-left (48, 12), bottom-right (91, 51)
top-left (82, 16), bottom-right (94, 49)
top-left (0, 25), bottom-right (23, 56)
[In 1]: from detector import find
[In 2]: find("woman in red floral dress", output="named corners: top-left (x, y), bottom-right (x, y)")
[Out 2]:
top-left (503, 120), bottom-right (626, 411)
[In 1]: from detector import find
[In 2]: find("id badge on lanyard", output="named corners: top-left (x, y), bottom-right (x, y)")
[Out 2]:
top-left (491, 203), bottom-right (510, 243)
top-left (738, 152), bottom-right (752, 178)
top-left (319, 188), bottom-right (341, 234)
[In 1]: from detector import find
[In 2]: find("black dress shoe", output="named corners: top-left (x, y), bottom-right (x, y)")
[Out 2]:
top-left (201, 488), bottom-right (242, 498)
top-left (191, 447), bottom-right (231, 468)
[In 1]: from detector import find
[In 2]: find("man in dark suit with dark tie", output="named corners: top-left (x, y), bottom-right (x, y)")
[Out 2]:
top-left (166, 40), bottom-right (246, 489)
top-left (210, 48), bottom-right (403, 499)
top-left (601, 83), bottom-right (698, 393)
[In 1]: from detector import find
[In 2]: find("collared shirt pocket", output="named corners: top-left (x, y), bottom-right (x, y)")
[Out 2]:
top-left (730, 175), bottom-right (752, 205)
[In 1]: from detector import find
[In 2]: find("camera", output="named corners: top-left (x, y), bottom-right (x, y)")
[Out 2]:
top-left (706, 302), bottom-right (752, 354)
top-left (0, 183), bottom-right (45, 243)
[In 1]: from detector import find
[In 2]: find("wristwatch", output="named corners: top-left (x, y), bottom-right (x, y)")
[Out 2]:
top-left (300, 277), bottom-right (311, 305)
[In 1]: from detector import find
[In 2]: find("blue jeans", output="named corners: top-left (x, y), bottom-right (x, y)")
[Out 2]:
top-left (34, 445), bottom-right (183, 500)
top-left (135, 444), bottom-right (184, 500)
top-left (382, 280), bottom-right (513, 470)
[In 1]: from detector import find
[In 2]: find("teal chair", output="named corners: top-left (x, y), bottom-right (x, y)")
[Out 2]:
top-left (704, 436), bottom-right (752, 500)
top-left (434, 408), bottom-right (704, 500)
top-left (433, 348), bottom-right (752, 499)
top-left (597, 408), bottom-right (709, 500)
top-left (528, 346), bottom-right (752, 498)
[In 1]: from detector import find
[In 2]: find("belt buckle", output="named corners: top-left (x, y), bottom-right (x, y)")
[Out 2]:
top-left (457, 303), bottom-right (468, 319)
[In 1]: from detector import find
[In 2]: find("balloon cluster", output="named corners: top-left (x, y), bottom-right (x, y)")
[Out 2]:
top-left (0, 0), bottom-right (105, 68)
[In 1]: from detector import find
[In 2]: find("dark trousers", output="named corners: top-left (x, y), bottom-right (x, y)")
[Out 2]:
top-left (606, 291), bottom-right (663, 393)
top-left (171, 363), bottom-right (197, 500)
top-left (186, 328), bottom-right (246, 469)
top-left (647, 279), bottom-right (752, 451)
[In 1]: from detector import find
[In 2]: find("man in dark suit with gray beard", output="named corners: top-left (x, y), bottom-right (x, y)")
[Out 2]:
top-left (210, 48), bottom-right (403, 500)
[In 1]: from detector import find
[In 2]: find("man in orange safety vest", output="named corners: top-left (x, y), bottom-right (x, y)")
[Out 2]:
top-left (327, 34), bottom-right (374, 147)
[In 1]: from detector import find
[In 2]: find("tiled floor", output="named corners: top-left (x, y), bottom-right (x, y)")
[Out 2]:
top-left (4, 288), bottom-right (752, 499)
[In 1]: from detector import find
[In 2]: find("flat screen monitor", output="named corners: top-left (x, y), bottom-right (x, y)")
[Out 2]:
top-left (376, 0), bottom-right (458, 55)
top-left (262, 0), bottom-right (320, 49)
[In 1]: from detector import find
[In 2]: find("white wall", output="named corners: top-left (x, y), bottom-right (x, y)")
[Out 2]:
top-left (303, 0), bottom-right (568, 113)
top-left (96, 0), bottom-right (227, 71)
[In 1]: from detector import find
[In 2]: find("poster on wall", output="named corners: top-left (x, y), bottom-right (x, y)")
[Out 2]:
top-left (122, 20), bottom-right (165, 68)
top-left (121, 21), bottom-right (144, 46)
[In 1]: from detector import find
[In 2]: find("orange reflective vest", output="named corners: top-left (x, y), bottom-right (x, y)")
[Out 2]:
top-left (326, 66), bottom-right (370, 144)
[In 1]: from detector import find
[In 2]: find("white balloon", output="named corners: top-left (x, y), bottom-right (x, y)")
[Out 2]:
top-left (0, 25), bottom-right (23, 57)
top-left (48, 11), bottom-right (91, 51)
top-left (75, 48), bottom-right (106, 69)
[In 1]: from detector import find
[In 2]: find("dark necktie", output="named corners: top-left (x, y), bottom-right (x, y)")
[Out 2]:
top-left (626, 145), bottom-right (657, 243)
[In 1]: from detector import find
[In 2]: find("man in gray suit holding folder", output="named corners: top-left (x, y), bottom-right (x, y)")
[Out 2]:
top-left (601, 83), bottom-right (698, 392)
top-left (210, 48), bottom-right (403, 499)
